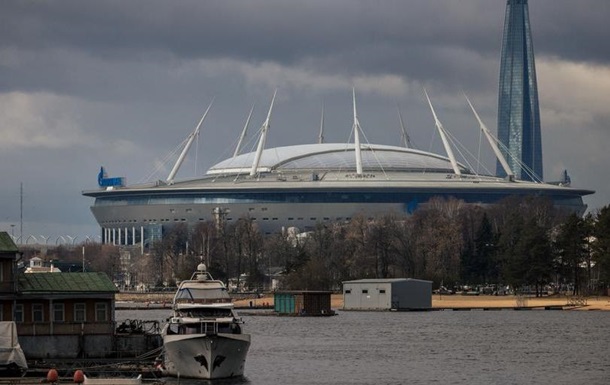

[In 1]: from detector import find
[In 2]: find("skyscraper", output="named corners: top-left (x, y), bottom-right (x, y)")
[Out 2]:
top-left (497, 0), bottom-right (543, 181)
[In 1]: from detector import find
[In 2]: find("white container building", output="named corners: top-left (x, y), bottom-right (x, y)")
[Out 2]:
top-left (342, 278), bottom-right (432, 310)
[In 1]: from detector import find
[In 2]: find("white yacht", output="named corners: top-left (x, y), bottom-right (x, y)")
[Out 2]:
top-left (160, 263), bottom-right (250, 379)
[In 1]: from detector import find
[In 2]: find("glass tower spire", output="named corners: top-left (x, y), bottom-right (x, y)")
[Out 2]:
top-left (497, 0), bottom-right (543, 181)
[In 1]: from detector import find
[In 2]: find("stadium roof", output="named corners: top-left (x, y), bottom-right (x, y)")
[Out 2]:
top-left (207, 143), bottom-right (470, 175)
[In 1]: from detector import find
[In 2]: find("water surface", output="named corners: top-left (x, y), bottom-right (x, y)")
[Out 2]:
top-left (118, 309), bottom-right (609, 385)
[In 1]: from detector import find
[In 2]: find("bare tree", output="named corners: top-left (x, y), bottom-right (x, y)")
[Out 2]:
top-left (411, 197), bottom-right (464, 285)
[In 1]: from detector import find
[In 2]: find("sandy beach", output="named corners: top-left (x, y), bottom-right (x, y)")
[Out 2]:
top-left (428, 294), bottom-right (610, 311)
top-left (116, 292), bottom-right (610, 311)
top-left (232, 294), bottom-right (610, 311)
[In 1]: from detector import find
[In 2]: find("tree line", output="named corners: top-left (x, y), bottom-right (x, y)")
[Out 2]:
top-left (28, 197), bottom-right (610, 296)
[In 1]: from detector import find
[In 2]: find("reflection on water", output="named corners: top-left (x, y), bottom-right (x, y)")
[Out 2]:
top-left (118, 309), bottom-right (610, 385)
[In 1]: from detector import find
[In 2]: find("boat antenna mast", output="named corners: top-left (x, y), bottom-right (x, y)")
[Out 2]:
top-left (233, 104), bottom-right (255, 158)
top-left (424, 89), bottom-right (461, 177)
top-left (352, 88), bottom-right (364, 175)
top-left (464, 94), bottom-right (514, 181)
top-left (166, 99), bottom-right (214, 185)
top-left (250, 89), bottom-right (277, 177)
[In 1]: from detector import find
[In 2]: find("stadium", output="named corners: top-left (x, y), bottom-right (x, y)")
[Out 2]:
top-left (82, 93), bottom-right (594, 248)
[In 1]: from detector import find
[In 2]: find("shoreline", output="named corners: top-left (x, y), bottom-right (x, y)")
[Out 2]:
top-left (115, 293), bottom-right (610, 311)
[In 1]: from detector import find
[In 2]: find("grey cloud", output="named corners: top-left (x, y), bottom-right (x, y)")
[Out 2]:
top-left (0, 0), bottom-right (608, 239)
top-left (2, 1), bottom-right (607, 99)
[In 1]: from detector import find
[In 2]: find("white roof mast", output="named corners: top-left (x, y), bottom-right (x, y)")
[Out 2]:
top-left (397, 106), bottom-right (412, 148)
top-left (233, 104), bottom-right (255, 158)
top-left (352, 88), bottom-right (363, 175)
top-left (318, 104), bottom-right (325, 144)
top-left (250, 89), bottom-right (277, 177)
top-left (464, 94), bottom-right (514, 181)
top-left (424, 90), bottom-right (461, 177)
top-left (166, 99), bottom-right (214, 185)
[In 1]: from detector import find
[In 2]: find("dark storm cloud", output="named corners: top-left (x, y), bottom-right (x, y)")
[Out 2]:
top-left (2, 0), bottom-right (607, 99)
top-left (2, 1), bottom-right (499, 58)
top-left (530, 0), bottom-right (610, 64)
top-left (0, 0), bottom-right (608, 239)
top-left (0, 0), bottom-right (504, 96)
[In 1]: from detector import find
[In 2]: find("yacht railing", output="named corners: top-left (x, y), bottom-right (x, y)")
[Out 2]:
top-left (172, 320), bottom-right (241, 336)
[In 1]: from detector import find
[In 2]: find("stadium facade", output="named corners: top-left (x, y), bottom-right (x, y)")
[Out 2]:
top-left (83, 3), bottom-right (594, 248)
top-left (83, 119), bottom-right (593, 248)
top-left (497, 0), bottom-right (543, 181)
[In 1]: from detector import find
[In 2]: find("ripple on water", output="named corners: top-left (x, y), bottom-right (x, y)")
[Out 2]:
top-left (117, 309), bottom-right (610, 385)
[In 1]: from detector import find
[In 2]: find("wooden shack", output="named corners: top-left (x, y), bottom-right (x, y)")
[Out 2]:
top-left (274, 291), bottom-right (334, 316)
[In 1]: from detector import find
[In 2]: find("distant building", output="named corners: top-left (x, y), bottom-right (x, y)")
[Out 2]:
top-left (342, 278), bottom-right (432, 311)
top-left (9, 272), bottom-right (119, 359)
top-left (0, 232), bottom-right (121, 359)
top-left (24, 257), bottom-right (61, 273)
top-left (84, 143), bottom-right (592, 247)
top-left (0, 232), bottom-right (19, 294)
top-left (497, 0), bottom-right (543, 181)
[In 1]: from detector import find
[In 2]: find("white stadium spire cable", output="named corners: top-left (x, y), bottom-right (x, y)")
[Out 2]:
top-left (352, 88), bottom-right (363, 175)
top-left (318, 104), bottom-right (325, 144)
top-left (397, 105), bottom-right (412, 149)
top-left (234, 104), bottom-right (255, 158)
top-left (250, 89), bottom-right (277, 177)
top-left (464, 94), bottom-right (514, 180)
top-left (166, 99), bottom-right (214, 185)
top-left (424, 89), bottom-right (461, 177)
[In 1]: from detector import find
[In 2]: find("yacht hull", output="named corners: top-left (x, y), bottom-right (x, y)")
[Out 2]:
top-left (162, 333), bottom-right (250, 379)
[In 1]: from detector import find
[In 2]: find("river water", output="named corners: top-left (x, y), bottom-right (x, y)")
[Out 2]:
top-left (118, 309), bottom-right (609, 385)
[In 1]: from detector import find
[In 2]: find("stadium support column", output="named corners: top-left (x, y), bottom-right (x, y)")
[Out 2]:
top-left (140, 226), bottom-right (144, 254)
top-left (132, 227), bottom-right (136, 246)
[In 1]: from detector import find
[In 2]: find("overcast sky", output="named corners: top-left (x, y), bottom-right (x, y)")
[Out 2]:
top-left (1, 0), bottom-right (609, 243)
